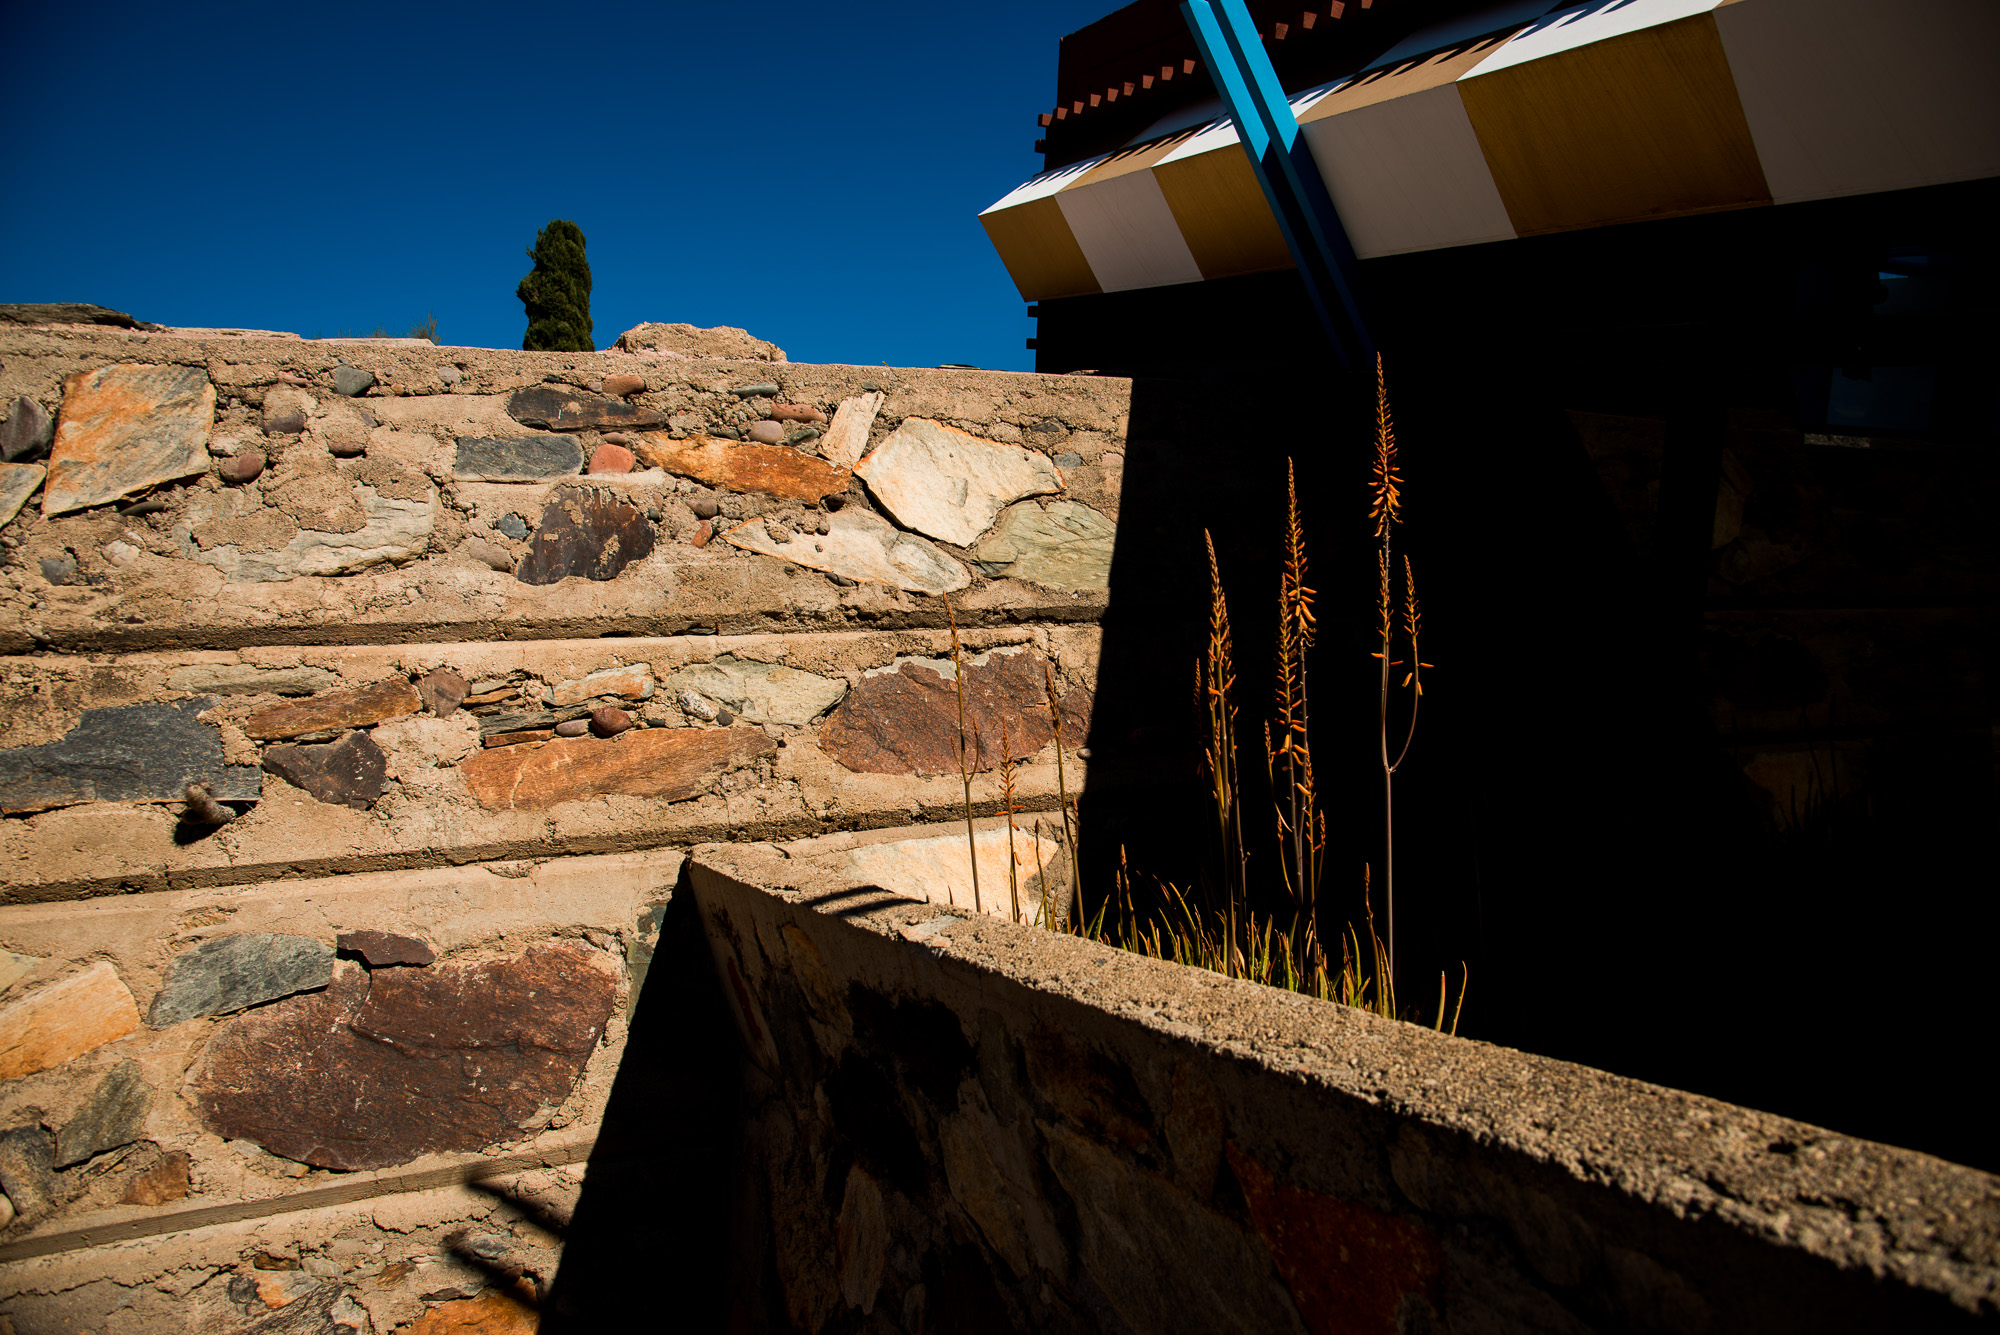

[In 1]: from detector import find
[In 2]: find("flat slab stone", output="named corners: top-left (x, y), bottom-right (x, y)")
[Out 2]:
top-left (245, 678), bottom-right (421, 739)
top-left (0, 462), bottom-right (45, 527)
top-left (261, 730), bottom-right (389, 809)
top-left (188, 944), bottom-right (617, 1171)
top-left (515, 486), bottom-right (655, 586)
top-left (820, 391), bottom-right (885, 469)
top-left (55, 1059), bottom-right (151, 1167)
top-left (0, 949), bottom-right (43, 991)
top-left (819, 649), bottom-right (1090, 777)
top-left (0, 698), bottom-right (262, 815)
top-left (552, 663), bottom-right (655, 706)
top-left (148, 933), bottom-right (337, 1026)
top-left (453, 434), bottom-right (584, 481)
top-left (505, 385), bottom-right (666, 432)
top-left (191, 481), bottom-right (435, 581)
top-left (854, 418), bottom-right (1060, 547)
top-left (44, 363), bottom-right (214, 516)
top-left (165, 664), bottom-right (338, 697)
top-left (723, 509), bottom-right (969, 595)
top-left (0, 962), bottom-right (141, 1081)
top-left (970, 499), bottom-right (1117, 589)
top-left (1, 396), bottom-right (54, 462)
top-left (458, 726), bottom-right (773, 812)
top-left (804, 827), bottom-right (1062, 921)
top-left (659, 658), bottom-right (848, 726)
top-left (336, 931), bottom-right (435, 968)
top-left (634, 435), bottom-right (850, 502)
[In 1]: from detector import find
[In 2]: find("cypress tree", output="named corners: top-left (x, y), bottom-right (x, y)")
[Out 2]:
top-left (516, 220), bottom-right (594, 352)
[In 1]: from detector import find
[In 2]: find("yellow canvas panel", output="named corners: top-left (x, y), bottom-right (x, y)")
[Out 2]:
top-left (1154, 149), bottom-right (1295, 280)
top-left (1459, 13), bottom-right (1771, 236)
top-left (979, 197), bottom-right (1102, 301)
top-left (1301, 36), bottom-right (1509, 121)
top-left (1073, 128), bottom-right (1202, 188)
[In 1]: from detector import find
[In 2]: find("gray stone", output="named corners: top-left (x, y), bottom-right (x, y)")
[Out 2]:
top-left (689, 497), bottom-right (720, 520)
top-left (554, 719), bottom-right (590, 737)
top-left (331, 366), bottom-right (375, 397)
top-left (495, 513), bottom-right (530, 540)
top-left (0, 463), bottom-right (44, 526)
top-left (147, 933), bottom-right (336, 1027)
top-left (42, 363), bottom-right (214, 516)
top-left (191, 482), bottom-right (435, 581)
top-left (854, 418), bottom-right (1061, 547)
top-left (0, 1125), bottom-right (56, 1224)
top-left (1053, 451), bottom-right (1085, 468)
top-left (677, 689), bottom-right (719, 722)
top-left (660, 658), bottom-right (848, 726)
top-left (439, 364), bottom-right (464, 385)
top-left (969, 499), bottom-right (1116, 589)
top-left (261, 730), bottom-right (388, 809)
top-left (505, 385), bottom-right (666, 432)
top-left (55, 1059), bottom-right (151, 1166)
top-left (38, 554), bottom-right (77, 586)
top-left (746, 420), bottom-right (785, 446)
top-left (722, 508), bottom-right (969, 595)
top-left (453, 435), bottom-right (584, 482)
top-left (0, 397), bottom-right (53, 462)
top-left (165, 664), bottom-right (338, 697)
top-left (731, 382), bottom-right (781, 398)
top-left (0, 698), bottom-right (262, 815)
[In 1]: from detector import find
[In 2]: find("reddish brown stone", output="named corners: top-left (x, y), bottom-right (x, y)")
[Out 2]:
top-left (819, 651), bottom-right (1089, 777)
top-left (632, 436), bottom-right (849, 503)
top-left (1225, 1143), bottom-right (1442, 1335)
top-left (410, 1291), bottom-right (539, 1335)
top-left (120, 1150), bottom-right (191, 1206)
top-left (458, 727), bottom-right (772, 812)
top-left (483, 729), bottom-right (554, 748)
top-left (261, 730), bottom-right (389, 809)
top-left (514, 486), bottom-right (655, 586)
top-left (245, 678), bottom-right (421, 740)
top-left (587, 442), bottom-right (634, 474)
top-left (689, 519), bottom-right (713, 549)
top-left (189, 946), bottom-right (617, 1171)
top-left (600, 374), bottom-right (646, 398)
top-left (417, 668), bottom-right (470, 716)
top-left (768, 403), bottom-right (828, 424)
top-left (590, 706), bottom-right (634, 736)
top-left (506, 384), bottom-right (665, 432)
top-left (337, 931), bottom-right (435, 967)
top-left (217, 448), bottom-right (265, 484)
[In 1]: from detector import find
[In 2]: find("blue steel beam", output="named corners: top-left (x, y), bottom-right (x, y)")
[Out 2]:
top-left (1181, 0), bottom-right (1374, 369)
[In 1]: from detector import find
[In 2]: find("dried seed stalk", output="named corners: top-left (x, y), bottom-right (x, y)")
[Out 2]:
top-left (944, 594), bottom-right (981, 916)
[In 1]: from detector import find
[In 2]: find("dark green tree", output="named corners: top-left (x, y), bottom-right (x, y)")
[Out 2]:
top-left (516, 219), bottom-right (594, 351)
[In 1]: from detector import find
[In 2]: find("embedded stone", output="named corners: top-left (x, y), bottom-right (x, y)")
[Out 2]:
top-left (463, 537), bottom-right (515, 571)
top-left (515, 486), bottom-right (655, 585)
top-left (188, 945), bottom-right (618, 1171)
top-left (820, 649), bottom-right (1090, 776)
top-left (261, 386), bottom-right (316, 436)
top-left (261, 730), bottom-right (389, 809)
top-left (746, 420), bottom-right (785, 446)
top-left (0, 698), bottom-right (262, 814)
top-left (820, 391), bottom-right (885, 468)
top-left (483, 729), bottom-right (554, 748)
top-left (417, 668), bottom-right (470, 716)
top-left (55, 1059), bottom-right (151, 1166)
top-left (452, 434), bottom-right (584, 481)
top-left (39, 554), bottom-right (77, 585)
top-left (0, 396), bottom-right (53, 462)
top-left (165, 663), bottom-right (338, 698)
top-left (722, 508), bottom-right (968, 595)
top-left (331, 366), bottom-right (375, 397)
top-left (0, 1125), bottom-right (56, 1224)
top-left (660, 658), bottom-right (848, 726)
top-left (969, 499), bottom-right (1116, 589)
top-left (337, 931), bottom-right (435, 968)
top-left (806, 827), bottom-right (1063, 920)
top-left (410, 1291), bottom-right (540, 1335)
top-left (217, 448), bottom-right (266, 484)
top-left (587, 442), bottom-right (635, 474)
top-left (552, 663), bottom-right (655, 706)
top-left (505, 385), bottom-right (666, 432)
top-left (769, 403), bottom-right (827, 424)
top-left (601, 374), bottom-right (645, 397)
top-left (590, 706), bottom-right (634, 736)
top-left (495, 512), bottom-right (530, 540)
top-left (192, 481), bottom-right (435, 581)
top-left (633, 435), bottom-right (849, 502)
top-left (730, 382), bottom-right (781, 398)
top-left (553, 719), bottom-right (590, 737)
top-left (0, 949), bottom-right (43, 991)
top-left (0, 462), bottom-right (45, 527)
top-left (0, 963), bottom-right (141, 1081)
top-left (43, 363), bottom-right (214, 516)
top-left (458, 726), bottom-right (772, 812)
top-left (246, 678), bottom-right (421, 739)
top-left (855, 418), bottom-right (1061, 546)
top-left (120, 1150), bottom-right (191, 1206)
top-left (148, 933), bottom-right (336, 1026)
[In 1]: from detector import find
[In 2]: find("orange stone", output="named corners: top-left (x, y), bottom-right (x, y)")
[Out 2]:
top-left (0, 961), bottom-right (141, 1080)
top-left (245, 677), bottom-right (423, 740)
top-left (44, 364), bottom-right (214, 516)
top-left (632, 435), bottom-right (849, 503)
top-left (409, 1290), bottom-right (539, 1335)
top-left (768, 402), bottom-right (828, 424)
top-left (458, 726), bottom-right (773, 812)
top-left (600, 374), bottom-right (645, 397)
top-left (586, 442), bottom-right (634, 474)
top-left (120, 1150), bottom-right (192, 1206)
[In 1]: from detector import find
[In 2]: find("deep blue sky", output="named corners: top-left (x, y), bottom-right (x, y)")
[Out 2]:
top-left (1, 1), bottom-right (1110, 370)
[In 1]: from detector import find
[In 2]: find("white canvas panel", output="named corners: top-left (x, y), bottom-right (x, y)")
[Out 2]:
top-left (1467, 0), bottom-right (1722, 76)
top-left (1716, 0), bottom-right (2000, 204)
top-left (981, 155), bottom-right (1108, 216)
top-left (1056, 170), bottom-right (1206, 292)
top-left (1301, 84), bottom-right (1518, 258)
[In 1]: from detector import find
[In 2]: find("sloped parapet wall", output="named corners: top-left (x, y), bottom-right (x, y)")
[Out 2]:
top-left (688, 843), bottom-right (2000, 1333)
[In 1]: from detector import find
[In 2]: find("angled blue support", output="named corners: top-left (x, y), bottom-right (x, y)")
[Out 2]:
top-left (1181, 0), bottom-right (1374, 370)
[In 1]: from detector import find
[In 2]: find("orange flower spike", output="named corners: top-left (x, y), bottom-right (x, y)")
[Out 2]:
top-left (1369, 355), bottom-right (1403, 539)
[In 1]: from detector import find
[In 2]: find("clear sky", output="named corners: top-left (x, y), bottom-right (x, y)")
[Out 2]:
top-left (1, 1), bottom-right (1112, 370)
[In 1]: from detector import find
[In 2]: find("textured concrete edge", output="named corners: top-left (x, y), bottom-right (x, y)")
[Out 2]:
top-left (0, 1129), bottom-right (598, 1265)
top-left (685, 842), bottom-right (2000, 1321)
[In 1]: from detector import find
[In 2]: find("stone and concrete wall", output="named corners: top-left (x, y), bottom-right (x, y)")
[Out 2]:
top-left (0, 318), bottom-right (1127, 1331)
top-left (688, 843), bottom-right (2000, 1334)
